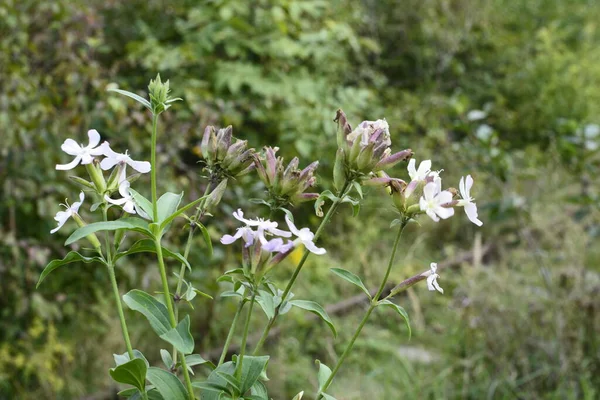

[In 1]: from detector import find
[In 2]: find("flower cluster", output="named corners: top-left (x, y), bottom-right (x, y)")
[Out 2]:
top-left (254, 147), bottom-right (319, 206)
top-left (51, 129), bottom-right (151, 233)
top-left (220, 209), bottom-right (326, 257)
top-left (199, 125), bottom-right (256, 178)
top-left (333, 109), bottom-right (412, 183)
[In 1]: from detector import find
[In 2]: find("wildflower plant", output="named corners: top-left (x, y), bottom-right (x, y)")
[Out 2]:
top-left (39, 75), bottom-right (482, 400)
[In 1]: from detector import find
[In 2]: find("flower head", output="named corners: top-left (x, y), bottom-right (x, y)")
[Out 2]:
top-left (426, 263), bottom-right (444, 294)
top-left (99, 143), bottom-right (151, 173)
top-left (199, 125), bottom-right (256, 178)
top-left (284, 215), bottom-right (326, 255)
top-left (104, 181), bottom-right (137, 215)
top-left (56, 130), bottom-right (105, 170)
top-left (419, 181), bottom-right (455, 222)
top-left (220, 209), bottom-right (291, 250)
top-left (457, 175), bottom-right (483, 226)
top-left (51, 192), bottom-right (84, 233)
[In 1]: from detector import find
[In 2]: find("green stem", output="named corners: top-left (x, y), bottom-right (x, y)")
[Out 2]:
top-left (107, 264), bottom-right (134, 359)
top-left (218, 299), bottom-right (245, 367)
top-left (315, 220), bottom-right (408, 399)
top-left (155, 240), bottom-right (195, 399)
top-left (252, 180), bottom-right (351, 355)
top-left (102, 205), bottom-right (134, 359)
top-left (172, 182), bottom-right (215, 364)
top-left (151, 113), bottom-right (159, 221)
top-left (236, 291), bottom-right (257, 381)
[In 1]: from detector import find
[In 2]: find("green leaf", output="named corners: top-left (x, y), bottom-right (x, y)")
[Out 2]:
top-left (291, 391), bottom-right (305, 400)
top-left (109, 358), bottom-right (147, 392)
top-left (37, 251), bottom-right (104, 288)
top-left (215, 372), bottom-right (241, 393)
top-left (378, 299), bottom-right (411, 339)
top-left (314, 190), bottom-right (339, 217)
top-left (114, 239), bottom-right (191, 272)
top-left (108, 88), bottom-right (152, 111)
top-left (159, 195), bottom-right (208, 231)
top-left (123, 290), bottom-right (172, 335)
top-left (256, 290), bottom-right (277, 320)
top-left (157, 192), bottom-right (183, 224)
top-left (129, 189), bottom-right (155, 220)
top-left (352, 181), bottom-right (363, 199)
top-left (193, 362), bottom-right (236, 400)
top-left (118, 217), bottom-right (154, 237)
top-left (390, 219), bottom-right (402, 229)
top-left (289, 300), bottom-right (337, 337)
top-left (160, 349), bottom-right (174, 370)
top-left (114, 350), bottom-right (150, 368)
top-left (237, 355), bottom-right (269, 394)
top-left (196, 221), bottom-right (213, 257)
top-left (185, 354), bottom-right (215, 371)
top-left (341, 195), bottom-right (361, 217)
top-left (65, 221), bottom-right (139, 246)
top-left (330, 268), bottom-right (371, 298)
top-left (322, 394), bottom-right (337, 400)
top-left (146, 367), bottom-right (188, 400)
top-left (315, 360), bottom-right (331, 390)
top-left (160, 315), bottom-right (195, 355)
top-left (250, 381), bottom-right (268, 400)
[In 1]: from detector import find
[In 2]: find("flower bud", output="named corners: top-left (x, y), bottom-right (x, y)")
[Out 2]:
top-left (84, 161), bottom-right (107, 194)
top-left (204, 179), bottom-right (228, 211)
top-left (334, 109), bottom-right (352, 150)
top-left (147, 74), bottom-right (181, 114)
top-left (255, 146), bottom-right (319, 207)
top-left (373, 149), bottom-right (413, 172)
top-left (333, 148), bottom-right (346, 192)
top-left (199, 125), bottom-right (256, 179)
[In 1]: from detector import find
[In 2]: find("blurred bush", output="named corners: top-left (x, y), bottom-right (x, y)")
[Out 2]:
top-left (0, 0), bottom-right (599, 398)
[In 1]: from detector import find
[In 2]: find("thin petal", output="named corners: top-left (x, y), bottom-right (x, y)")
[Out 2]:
top-left (100, 157), bottom-right (118, 171)
top-left (465, 175), bottom-right (474, 196)
top-left (61, 139), bottom-right (82, 155)
top-left (269, 227), bottom-right (292, 238)
top-left (221, 229), bottom-right (244, 245)
top-left (417, 160), bottom-right (432, 178)
top-left (122, 201), bottom-right (136, 214)
top-left (459, 176), bottom-right (466, 199)
top-left (105, 195), bottom-right (127, 206)
top-left (426, 274), bottom-right (436, 291)
top-left (302, 240), bottom-right (326, 255)
top-left (432, 278), bottom-right (444, 294)
top-left (464, 202), bottom-right (483, 226)
top-left (56, 156), bottom-right (82, 170)
top-left (118, 181), bottom-right (131, 198)
top-left (263, 238), bottom-right (284, 252)
top-left (407, 158), bottom-right (416, 179)
top-left (426, 209), bottom-right (440, 222)
top-left (423, 182), bottom-right (437, 200)
top-left (80, 153), bottom-right (94, 164)
top-left (284, 215), bottom-right (302, 237)
top-left (430, 262), bottom-right (437, 273)
top-left (127, 159), bottom-right (151, 173)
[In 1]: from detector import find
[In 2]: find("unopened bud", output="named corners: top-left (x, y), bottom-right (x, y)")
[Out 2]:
top-left (333, 148), bottom-right (346, 192)
top-left (204, 179), bottom-right (228, 211)
top-left (373, 149), bottom-right (413, 172)
top-left (85, 162), bottom-right (107, 194)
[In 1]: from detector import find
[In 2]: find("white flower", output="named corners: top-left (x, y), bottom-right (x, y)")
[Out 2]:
top-left (104, 181), bottom-right (137, 214)
top-left (407, 159), bottom-right (432, 181)
top-left (50, 192), bottom-right (84, 233)
top-left (284, 215), bottom-right (326, 255)
top-left (99, 143), bottom-right (151, 173)
top-left (220, 209), bottom-right (292, 250)
top-left (457, 175), bottom-right (483, 226)
top-left (56, 130), bottom-right (105, 170)
top-left (426, 262), bottom-right (444, 294)
top-left (419, 181), bottom-right (454, 222)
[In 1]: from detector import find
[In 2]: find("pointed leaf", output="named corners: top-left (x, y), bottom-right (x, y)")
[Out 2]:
top-left (237, 355), bottom-right (269, 394)
top-left (196, 221), bottom-right (213, 257)
top-left (159, 195), bottom-right (209, 231)
top-left (378, 299), bottom-right (411, 339)
top-left (289, 300), bottom-right (337, 337)
top-left (291, 391), bottom-right (304, 400)
top-left (160, 349), bottom-right (174, 370)
top-left (160, 315), bottom-right (195, 355)
top-left (250, 381), bottom-right (268, 400)
top-left (123, 289), bottom-right (171, 335)
top-left (185, 354), bottom-right (215, 370)
top-left (157, 192), bottom-right (183, 224)
top-left (330, 268), bottom-right (370, 298)
top-left (322, 394), bottom-right (337, 400)
top-left (129, 189), bottom-right (155, 220)
top-left (109, 358), bottom-right (147, 392)
top-left (215, 372), bottom-right (241, 393)
top-left (315, 360), bottom-right (332, 391)
top-left (146, 367), bottom-right (187, 400)
top-left (65, 221), bottom-right (140, 246)
top-left (114, 350), bottom-right (150, 368)
top-left (37, 251), bottom-right (104, 288)
top-left (108, 88), bottom-right (152, 111)
top-left (256, 290), bottom-right (277, 320)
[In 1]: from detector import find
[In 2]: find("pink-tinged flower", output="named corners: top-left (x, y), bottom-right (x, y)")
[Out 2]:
top-left (284, 215), bottom-right (326, 255)
top-left (104, 181), bottom-right (137, 214)
top-left (425, 263), bottom-right (444, 294)
top-left (50, 192), bottom-right (84, 233)
top-left (419, 182), bottom-right (454, 222)
top-left (220, 209), bottom-right (292, 251)
top-left (56, 130), bottom-right (105, 170)
top-left (457, 175), bottom-right (483, 227)
top-left (98, 143), bottom-right (151, 173)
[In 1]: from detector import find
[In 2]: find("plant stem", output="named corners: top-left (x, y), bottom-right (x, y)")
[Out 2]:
top-left (102, 205), bottom-right (134, 359)
top-left (155, 240), bottom-right (196, 399)
top-left (172, 182), bottom-right (215, 364)
top-left (236, 291), bottom-right (256, 381)
top-left (252, 181), bottom-right (351, 355)
top-left (315, 220), bottom-right (408, 399)
top-left (151, 113), bottom-right (159, 221)
top-left (218, 299), bottom-right (245, 367)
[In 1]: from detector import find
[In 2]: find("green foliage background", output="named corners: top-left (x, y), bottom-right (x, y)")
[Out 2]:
top-left (1, 0), bottom-right (599, 398)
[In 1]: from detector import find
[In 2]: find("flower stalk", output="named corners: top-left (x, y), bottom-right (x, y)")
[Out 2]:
top-left (236, 291), bottom-right (257, 380)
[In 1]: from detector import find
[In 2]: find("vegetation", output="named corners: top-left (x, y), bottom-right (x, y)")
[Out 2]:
top-left (1, 0), bottom-right (599, 398)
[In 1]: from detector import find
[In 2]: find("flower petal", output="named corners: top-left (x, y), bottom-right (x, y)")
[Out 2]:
top-left (56, 156), bottom-right (82, 171)
top-left (302, 240), bottom-right (326, 255)
top-left (464, 202), bottom-right (483, 226)
top-left (422, 182), bottom-right (437, 200)
top-left (100, 157), bottom-right (119, 171)
top-left (86, 129), bottom-right (101, 148)
top-left (426, 209), bottom-right (440, 222)
top-left (127, 159), bottom-right (151, 174)
top-left (434, 205), bottom-right (454, 219)
top-left (61, 139), bottom-right (82, 156)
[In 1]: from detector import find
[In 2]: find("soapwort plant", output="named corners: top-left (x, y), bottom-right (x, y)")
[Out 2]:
top-left (39, 76), bottom-right (482, 400)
